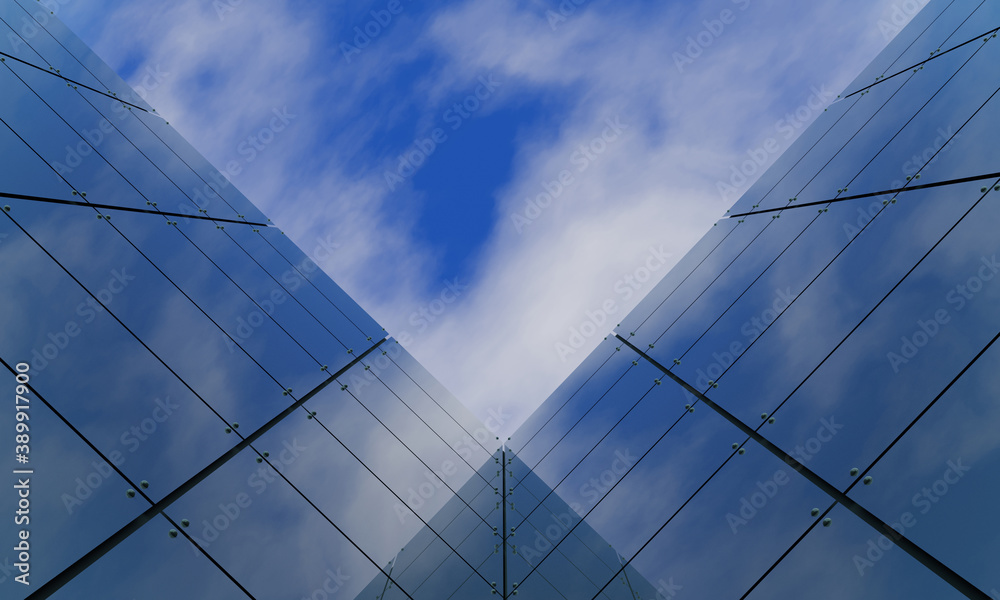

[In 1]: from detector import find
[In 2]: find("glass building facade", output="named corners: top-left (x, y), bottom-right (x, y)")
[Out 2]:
top-left (1, 0), bottom-right (998, 597)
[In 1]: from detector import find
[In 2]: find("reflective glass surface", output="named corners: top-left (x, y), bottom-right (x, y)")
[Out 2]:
top-left (3, 0), bottom-right (998, 597)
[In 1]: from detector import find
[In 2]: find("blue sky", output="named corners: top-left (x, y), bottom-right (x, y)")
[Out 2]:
top-left (55, 0), bottom-right (916, 433)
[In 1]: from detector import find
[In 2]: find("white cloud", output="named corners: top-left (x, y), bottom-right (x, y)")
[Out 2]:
top-left (58, 0), bottom-right (908, 437)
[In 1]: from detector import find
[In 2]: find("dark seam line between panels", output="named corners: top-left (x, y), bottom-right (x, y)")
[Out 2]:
top-left (303, 402), bottom-right (497, 592)
top-left (511, 384), bottom-right (694, 590)
top-left (0, 41), bottom-right (264, 228)
top-left (420, 481), bottom-right (505, 598)
top-left (0, 50), bottom-right (151, 113)
top-left (0, 191), bottom-right (270, 227)
top-left (676, 98), bottom-right (996, 365)
top-left (0, 73), bottom-right (334, 370)
top-left (517, 358), bottom-right (637, 483)
top-left (502, 446), bottom-right (508, 599)
top-left (671, 180), bottom-right (1000, 588)
top-left (3, 14), bottom-right (375, 342)
top-left (385, 353), bottom-right (498, 460)
top-left (844, 23), bottom-right (998, 100)
top-left (609, 336), bottom-right (989, 600)
top-left (251, 230), bottom-right (380, 338)
top-left (738, 502), bottom-right (836, 599)
top-left (0, 358), bottom-right (259, 600)
top-left (691, 128), bottom-right (1000, 431)
top-left (729, 171), bottom-right (1000, 218)
top-left (25, 339), bottom-right (388, 600)
top-left (0, 12), bottom-right (358, 352)
top-left (511, 467), bottom-right (634, 595)
top-left (618, 551), bottom-right (639, 600)
top-left (2, 9), bottom-right (280, 244)
top-left (509, 379), bottom-right (654, 533)
top-left (334, 384), bottom-right (499, 539)
top-left (716, 87), bottom-right (1000, 388)
top-left (0, 113), bottom-right (326, 392)
top-left (712, 1), bottom-right (982, 233)
top-left (726, 24), bottom-right (988, 225)
top-left (662, 61), bottom-right (998, 367)
top-left (741, 321), bottom-right (1000, 598)
top-left (504, 457), bottom-right (634, 600)
top-left (363, 361), bottom-right (497, 489)
top-left (585, 422), bottom-right (741, 600)
top-left (0, 31), bottom-right (357, 355)
top-left (621, 58), bottom-right (881, 343)
top-left (732, 37), bottom-right (999, 221)
top-left (702, 0), bottom-right (963, 231)
top-left (616, 226), bottom-right (741, 351)
top-left (511, 344), bottom-right (626, 462)
top-left (0, 208), bottom-right (277, 469)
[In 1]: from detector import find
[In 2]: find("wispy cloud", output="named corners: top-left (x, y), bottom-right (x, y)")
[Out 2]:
top-left (60, 0), bottom-right (909, 434)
